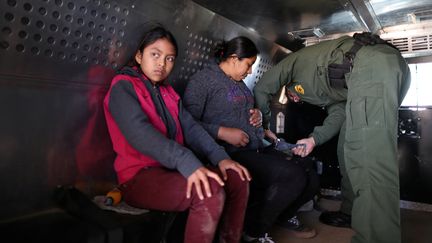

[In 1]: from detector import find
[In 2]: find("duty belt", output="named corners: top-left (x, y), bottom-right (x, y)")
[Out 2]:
top-left (327, 40), bottom-right (363, 89)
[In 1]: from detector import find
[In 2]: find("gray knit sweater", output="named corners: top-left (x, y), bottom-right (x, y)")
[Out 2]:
top-left (183, 62), bottom-right (264, 153)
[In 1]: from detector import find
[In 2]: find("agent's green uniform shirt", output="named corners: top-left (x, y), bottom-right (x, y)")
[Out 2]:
top-left (255, 36), bottom-right (354, 146)
top-left (254, 35), bottom-right (410, 243)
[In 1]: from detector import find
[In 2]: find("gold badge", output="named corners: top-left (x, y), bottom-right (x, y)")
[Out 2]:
top-left (294, 84), bottom-right (304, 95)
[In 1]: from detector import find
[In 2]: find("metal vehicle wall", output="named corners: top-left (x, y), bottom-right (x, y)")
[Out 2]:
top-left (1, 0), bottom-right (431, 221)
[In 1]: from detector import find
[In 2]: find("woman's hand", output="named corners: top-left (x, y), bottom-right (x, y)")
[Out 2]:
top-left (186, 167), bottom-right (224, 200)
top-left (218, 127), bottom-right (249, 147)
top-left (249, 109), bottom-right (262, 127)
top-left (292, 137), bottom-right (316, 157)
top-left (264, 129), bottom-right (278, 143)
top-left (218, 159), bottom-right (251, 181)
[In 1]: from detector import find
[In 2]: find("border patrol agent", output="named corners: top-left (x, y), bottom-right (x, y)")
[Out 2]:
top-left (254, 32), bottom-right (411, 243)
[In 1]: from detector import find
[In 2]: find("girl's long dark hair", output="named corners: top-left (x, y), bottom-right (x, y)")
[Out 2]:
top-left (214, 36), bottom-right (259, 64)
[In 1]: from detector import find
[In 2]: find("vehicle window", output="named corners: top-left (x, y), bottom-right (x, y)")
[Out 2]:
top-left (401, 63), bottom-right (432, 107)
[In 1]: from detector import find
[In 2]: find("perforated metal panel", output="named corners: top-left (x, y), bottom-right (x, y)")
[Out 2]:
top-left (252, 57), bottom-right (272, 83)
top-left (1, 0), bottom-right (129, 70)
top-left (178, 32), bottom-right (216, 83)
top-left (0, 0), bottom-right (283, 219)
top-left (168, 12), bottom-right (281, 94)
top-left (175, 30), bottom-right (275, 91)
top-left (175, 29), bottom-right (273, 90)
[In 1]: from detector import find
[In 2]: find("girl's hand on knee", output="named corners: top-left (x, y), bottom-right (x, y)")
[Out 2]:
top-left (186, 167), bottom-right (224, 200)
top-left (218, 159), bottom-right (251, 181)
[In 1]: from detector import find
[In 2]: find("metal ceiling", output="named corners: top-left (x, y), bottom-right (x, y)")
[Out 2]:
top-left (192, 0), bottom-right (432, 52)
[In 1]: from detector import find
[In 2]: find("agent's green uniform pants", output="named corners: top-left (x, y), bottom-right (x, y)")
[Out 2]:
top-left (337, 121), bottom-right (354, 215)
top-left (341, 44), bottom-right (410, 243)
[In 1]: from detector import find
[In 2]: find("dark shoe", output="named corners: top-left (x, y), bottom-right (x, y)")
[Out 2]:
top-left (319, 211), bottom-right (351, 228)
top-left (277, 216), bottom-right (317, 239)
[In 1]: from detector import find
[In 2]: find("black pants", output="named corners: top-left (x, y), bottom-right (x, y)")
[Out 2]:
top-left (229, 146), bottom-right (319, 237)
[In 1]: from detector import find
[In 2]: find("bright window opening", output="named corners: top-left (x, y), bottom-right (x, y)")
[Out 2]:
top-left (401, 63), bottom-right (432, 107)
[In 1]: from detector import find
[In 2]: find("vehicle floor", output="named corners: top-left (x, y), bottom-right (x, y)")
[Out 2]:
top-left (271, 198), bottom-right (432, 243)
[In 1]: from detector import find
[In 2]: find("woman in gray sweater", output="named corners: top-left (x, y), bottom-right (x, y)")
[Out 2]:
top-left (183, 36), bottom-right (319, 242)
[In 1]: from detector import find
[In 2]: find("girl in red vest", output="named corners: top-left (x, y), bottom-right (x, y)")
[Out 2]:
top-left (104, 25), bottom-right (251, 243)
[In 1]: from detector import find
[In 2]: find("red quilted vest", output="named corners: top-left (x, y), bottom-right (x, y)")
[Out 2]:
top-left (104, 70), bottom-right (184, 184)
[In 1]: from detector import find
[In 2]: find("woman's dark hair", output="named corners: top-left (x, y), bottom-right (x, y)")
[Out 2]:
top-left (214, 36), bottom-right (259, 64)
top-left (127, 25), bottom-right (178, 66)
